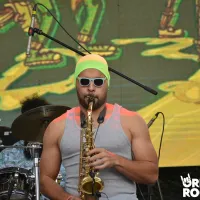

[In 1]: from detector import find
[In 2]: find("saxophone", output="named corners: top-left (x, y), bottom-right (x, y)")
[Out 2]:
top-left (78, 97), bottom-right (104, 200)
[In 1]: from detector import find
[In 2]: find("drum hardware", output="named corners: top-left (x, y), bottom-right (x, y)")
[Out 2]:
top-left (26, 142), bottom-right (43, 159)
top-left (0, 167), bottom-right (35, 200)
top-left (30, 142), bottom-right (41, 200)
top-left (0, 143), bottom-right (42, 200)
top-left (0, 126), bottom-right (12, 136)
top-left (0, 126), bottom-right (18, 150)
top-left (7, 174), bottom-right (15, 200)
top-left (0, 145), bottom-right (42, 149)
top-left (1, 105), bottom-right (71, 199)
top-left (55, 173), bottom-right (63, 185)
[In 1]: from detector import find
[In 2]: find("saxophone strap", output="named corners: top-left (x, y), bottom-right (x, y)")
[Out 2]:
top-left (80, 106), bottom-right (107, 128)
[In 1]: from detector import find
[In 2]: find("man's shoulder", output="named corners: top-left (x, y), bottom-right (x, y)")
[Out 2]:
top-left (119, 105), bottom-right (138, 117)
top-left (107, 103), bottom-right (140, 118)
top-left (118, 105), bottom-right (146, 125)
top-left (119, 106), bottom-right (148, 137)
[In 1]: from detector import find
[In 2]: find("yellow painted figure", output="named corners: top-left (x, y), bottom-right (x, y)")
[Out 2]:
top-left (159, 0), bottom-right (187, 38)
top-left (72, 0), bottom-right (119, 57)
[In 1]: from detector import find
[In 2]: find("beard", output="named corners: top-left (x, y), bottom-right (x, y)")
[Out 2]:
top-left (77, 92), bottom-right (107, 111)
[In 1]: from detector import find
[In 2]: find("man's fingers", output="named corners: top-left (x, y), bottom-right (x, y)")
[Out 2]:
top-left (87, 148), bottom-right (104, 155)
top-left (89, 152), bottom-right (104, 162)
top-left (90, 159), bottom-right (103, 167)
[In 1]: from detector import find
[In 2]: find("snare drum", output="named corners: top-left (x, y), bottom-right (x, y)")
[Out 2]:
top-left (0, 167), bottom-right (35, 200)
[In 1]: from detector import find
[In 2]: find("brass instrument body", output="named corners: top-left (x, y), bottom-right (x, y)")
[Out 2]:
top-left (78, 98), bottom-right (104, 200)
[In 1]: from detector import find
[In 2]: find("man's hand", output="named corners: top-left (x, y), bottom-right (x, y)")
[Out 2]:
top-left (88, 148), bottom-right (119, 170)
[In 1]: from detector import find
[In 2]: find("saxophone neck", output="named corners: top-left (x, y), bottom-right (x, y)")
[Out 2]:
top-left (88, 96), bottom-right (95, 110)
top-left (87, 98), bottom-right (94, 131)
top-left (88, 101), bottom-right (93, 111)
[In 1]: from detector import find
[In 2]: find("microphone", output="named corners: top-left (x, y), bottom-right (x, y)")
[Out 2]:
top-left (26, 4), bottom-right (37, 57)
top-left (147, 112), bottom-right (159, 128)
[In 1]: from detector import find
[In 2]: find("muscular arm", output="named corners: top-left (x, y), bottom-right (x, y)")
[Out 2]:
top-left (40, 119), bottom-right (72, 200)
top-left (114, 112), bottom-right (158, 184)
top-left (89, 111), bottom-right (158, 184)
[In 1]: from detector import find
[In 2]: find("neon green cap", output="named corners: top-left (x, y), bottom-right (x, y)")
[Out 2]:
top-left (74, 54), bottom-right (110, 86)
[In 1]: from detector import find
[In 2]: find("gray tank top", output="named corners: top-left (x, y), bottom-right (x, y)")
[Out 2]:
top-left (60, 104), bottom-right (138, 200)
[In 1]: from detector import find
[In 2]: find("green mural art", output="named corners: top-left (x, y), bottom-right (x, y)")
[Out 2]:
top-left (0, 0), bottom-right (123, 111)
top-left (1, 0), bottom-right (200, 167)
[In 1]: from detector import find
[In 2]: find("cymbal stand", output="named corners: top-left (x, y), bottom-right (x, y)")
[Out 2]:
top-left (31, 143), bottom-right (41, 200)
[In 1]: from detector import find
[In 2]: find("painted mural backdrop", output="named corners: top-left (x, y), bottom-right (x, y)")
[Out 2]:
top-left (0, 0), bottom-right (200, 167)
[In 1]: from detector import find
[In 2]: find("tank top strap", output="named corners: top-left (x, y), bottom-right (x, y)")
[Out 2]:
top-left (110, 103), bottom-right (122, 122)
top-left (65, 107), bottom-right (78, 130)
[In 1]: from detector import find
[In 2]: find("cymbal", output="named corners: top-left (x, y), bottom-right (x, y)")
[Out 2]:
top-left (11, 105), bottom-right (70, 142)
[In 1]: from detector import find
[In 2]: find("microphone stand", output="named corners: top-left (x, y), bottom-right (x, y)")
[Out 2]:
top-left (30, 28), bottom-right (158, 96)
top-left (147, 118), bottom-right (164, 200)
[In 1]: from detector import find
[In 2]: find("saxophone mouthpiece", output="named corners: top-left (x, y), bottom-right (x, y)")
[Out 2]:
top-left (86, 96), bottom-right (95, 103)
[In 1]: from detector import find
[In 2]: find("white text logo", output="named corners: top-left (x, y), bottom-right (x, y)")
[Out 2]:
top-left (181, 174), bottom-right (200, 198)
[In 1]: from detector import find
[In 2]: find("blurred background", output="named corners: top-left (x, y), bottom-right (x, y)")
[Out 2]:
top-left (0, 0), bottom-right (200, 199)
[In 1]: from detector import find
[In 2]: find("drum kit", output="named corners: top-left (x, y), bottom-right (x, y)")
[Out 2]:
top-left (0, 105), bottom-right (71, 200)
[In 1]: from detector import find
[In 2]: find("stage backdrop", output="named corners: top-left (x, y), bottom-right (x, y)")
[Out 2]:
top-left (0, 0), bottom-right (200, 167)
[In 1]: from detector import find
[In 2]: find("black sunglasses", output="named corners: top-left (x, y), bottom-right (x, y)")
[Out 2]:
top-left (77, 77), bottom-right (106, 87)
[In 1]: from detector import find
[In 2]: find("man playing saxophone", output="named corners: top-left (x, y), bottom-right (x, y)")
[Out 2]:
top-left (39, 54), bottom-right (159, 200)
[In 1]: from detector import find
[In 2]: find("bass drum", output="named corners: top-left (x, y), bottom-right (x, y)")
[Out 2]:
top-left (0, 167), bottom-right (35, 200)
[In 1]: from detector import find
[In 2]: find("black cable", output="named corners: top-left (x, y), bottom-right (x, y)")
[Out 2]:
top-left (138, 112), bottom-right (165, 200)
top-left (91, 124), bottom-right (100, 198)
top-left (157, 180), bottom-right (164, 200)
top-left (157, 112), bottom-right (165, 164)
top-left (94, 124), bottom-right (100, 142)
top-left (137, 184), bottom-right (146, 200)
top-left (34, 3), bottom-right (91, 55)
top-left (99, 192), bottom-right (109, 200)
top-left (93, 121), bottom-right (109, 199)
top-left (156, 112), bottom-right (165, 200)
top-left (147, 112), bottom-right (165, 200)
top-left (91, 172), bottom-right (95, 196)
